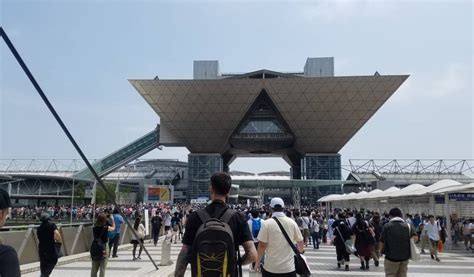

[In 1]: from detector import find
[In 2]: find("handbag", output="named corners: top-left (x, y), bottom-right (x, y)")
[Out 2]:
top-left (407, 224), bottom-right (420, 261)
top-left (273, 217), bottom-right (311, 276)
top-left (54, 241), bottom-right (63, 258)
top-left (335, 225), bottom-right (356, 254)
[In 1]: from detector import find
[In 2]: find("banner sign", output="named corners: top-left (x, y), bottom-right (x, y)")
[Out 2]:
top-left (449, 193), bottom-right (474, 201)
top-left (435, 195), bottom-right (445, 204)
top-left (146, 185), bottom-right (173, 203)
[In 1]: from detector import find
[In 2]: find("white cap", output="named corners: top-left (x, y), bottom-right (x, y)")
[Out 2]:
top-left (270, 197), bottom-right (285, 208)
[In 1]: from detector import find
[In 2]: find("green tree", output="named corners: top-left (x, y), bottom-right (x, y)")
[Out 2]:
top-left (95, 182), bottom-right (117, 205)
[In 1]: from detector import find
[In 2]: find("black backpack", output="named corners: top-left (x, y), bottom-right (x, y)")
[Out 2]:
top-left (90, 227), bottom-right (107, 261)
top-left (191, 209), bottom-right (237, 277)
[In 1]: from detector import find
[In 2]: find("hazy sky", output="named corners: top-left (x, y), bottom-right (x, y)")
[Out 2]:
top-left (1, 0), bottom-right (473, 173)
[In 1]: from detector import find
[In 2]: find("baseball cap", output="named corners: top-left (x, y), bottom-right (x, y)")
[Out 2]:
top-left (40, 213), bottom-right (50, 222)
top-left (0, 189), bottom-right (11, 209)
top-left (270, 197), bottom-right (285, 208)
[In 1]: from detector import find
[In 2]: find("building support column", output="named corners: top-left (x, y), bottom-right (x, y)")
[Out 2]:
top-left (187, 153), bottom-right (223, 201)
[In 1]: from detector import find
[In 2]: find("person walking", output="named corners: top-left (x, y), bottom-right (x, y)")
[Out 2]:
top-left (461, 220), bottom-right (472, 250)
top-left (247, 209), bottom-right (263, 271)
top-left (255, 197), bottom-right (305, 277)
top-left (309, 214), bottom-right (320, 249)
top-left (370, 213), bottom-right (382, 266)
top-left (332, 213), bottom-right (352, 271)
top-left (301, 212), bottom-right (311, 247)
top-left (90, 213), bottom-right (115, 277)
top-left (108, 207), bottom-right (124, 258)
top-left (37, 213), bottom-right (62, 277)
top-left (0, 189), bottom-right (21, 277)
top-left (151, 211), bottom-right (162, 246)
top-left (327, 215), bottom-right (335, 242)
top-left (163, 211), bottom-right (172, 238)
top-left (170, 212), bottom-right (180, 243)
top-left (352, 213), bottom-right (375, 270)
top-left (174, 172), bottom-right (256, 277)
top-left (424, 215), bottom-right (441, 261)
top-left (380, 207), bottom-right (417, 277)
top-left (131, 216), bottom-right (146, 260)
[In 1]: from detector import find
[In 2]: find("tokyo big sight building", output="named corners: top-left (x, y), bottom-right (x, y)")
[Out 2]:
top-left (130, 58), bottom-right (408, 201)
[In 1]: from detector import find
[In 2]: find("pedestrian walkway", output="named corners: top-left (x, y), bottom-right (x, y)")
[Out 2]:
top-left (22, 238), bottom-right (474, 276)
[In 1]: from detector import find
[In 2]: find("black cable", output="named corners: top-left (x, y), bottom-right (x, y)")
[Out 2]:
top-left (0, 26), bottom-right (159, 270)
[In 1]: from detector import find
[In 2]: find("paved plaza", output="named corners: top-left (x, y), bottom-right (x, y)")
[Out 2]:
top-left (21, 237), bottom-right (474, 277)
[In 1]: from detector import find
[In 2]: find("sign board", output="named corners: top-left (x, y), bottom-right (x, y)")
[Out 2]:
top-left (145, 185), bottom-right (174, 203)
top-left (435, 195), bottom-right (445, 204)
top-left (449, 193), bottom-right (474, 201)
top-left (191, 199), bottom-right (208, 204)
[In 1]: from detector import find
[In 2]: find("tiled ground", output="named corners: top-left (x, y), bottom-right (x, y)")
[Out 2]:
top-left (22, 238), bottom-right (474, 276)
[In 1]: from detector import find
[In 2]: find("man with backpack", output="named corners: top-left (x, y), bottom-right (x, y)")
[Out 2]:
top-left (0, 189), bottom-right (21, 277)
top-left (248, 209), bottom-right (263, 271)
top-left (174, 172), bottom-right (257, 277)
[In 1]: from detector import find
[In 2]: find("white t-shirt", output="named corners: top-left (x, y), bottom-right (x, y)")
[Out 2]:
top-left (348, 217), bottom-right (356, 228)
top-left (469, 223), bottom-right (474, 233)
top-left (424, 221), bottom-right (441, 241)
top-left (257, 215), bottom-right (304, 274)
top-left (164, 214), bottom-right (172, 226)
top-left (301, 216), bottom-right (310, 230)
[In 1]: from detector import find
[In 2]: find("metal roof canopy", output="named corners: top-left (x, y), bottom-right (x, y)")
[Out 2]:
top-left (233, 179), bottom-right (354, 189)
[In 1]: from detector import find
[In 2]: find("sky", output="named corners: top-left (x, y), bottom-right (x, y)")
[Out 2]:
top-left (1, 0), bottom-right (473, 174)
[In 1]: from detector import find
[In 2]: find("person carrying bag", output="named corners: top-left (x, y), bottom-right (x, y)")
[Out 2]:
top-left (273, 217), bottom-right (311, 276)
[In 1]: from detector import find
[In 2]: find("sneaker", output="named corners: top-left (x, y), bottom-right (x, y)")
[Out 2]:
top-left (137, 256), bottom-right (141, 260)
top-left (421, 250), bottom-right (426, 254)
top-left (112, 255), bottom-right (118, 258)
top-left (337, 263), bottom-right (341, 269)
top-left (430, 254), bottom-right (434, 260)
top-left (436, 258), bottom-right (440, 262)
top-left (133, 257), bottom-right (137, 261)
top-left (345, 265), bottom-right (349, 271)
top-left (374, 260), bottom-right (379, 267)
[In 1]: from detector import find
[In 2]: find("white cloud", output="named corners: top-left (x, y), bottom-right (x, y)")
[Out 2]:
top-left (388, 62), bottom-right (471, 105)
top-left (302, 0), bottom-right (397, 23)
top-left (431, 63), bottom-right (470, 97)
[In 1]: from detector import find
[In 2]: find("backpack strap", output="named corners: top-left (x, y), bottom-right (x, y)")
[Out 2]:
top-left (196, 209), bottom-right (211, 224)
top-left (219, 208), bottom-right (235, 224)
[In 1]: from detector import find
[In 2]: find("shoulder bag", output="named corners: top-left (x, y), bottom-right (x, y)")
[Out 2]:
top-left (335, 224), bottom-right (356, 254)
top-left (408, 224), bottom-right (420, 261)
top-left (273, 217), bottom-right (311, 276)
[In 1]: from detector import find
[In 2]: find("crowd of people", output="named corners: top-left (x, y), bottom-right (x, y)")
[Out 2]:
top-left (1, 176), bottom-right (474, 277)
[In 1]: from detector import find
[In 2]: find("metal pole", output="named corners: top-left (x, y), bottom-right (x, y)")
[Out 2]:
top-left (0, 27), bottom-right (159, 270)
top-left (444, 192), bottom-right (452, 248)
top-left (71, 178), bottom-right (74, 225)
top-left (92, 181), bottom-right (96, 223)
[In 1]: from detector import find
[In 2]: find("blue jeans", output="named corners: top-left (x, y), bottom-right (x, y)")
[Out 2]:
top-left (311, 232), bottom-right (320, 249)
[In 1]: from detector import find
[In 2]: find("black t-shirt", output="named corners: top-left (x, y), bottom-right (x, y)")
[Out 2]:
top-left (171, 216), bottom-right (181, 227)
top-left (0, 244), bottom-right (21, 277)
top-left (151, 216), bottom-right (162, 228)
top-left (37, 222), bottom-right (57, 255)
top-left (182, 201), bottom-right (253, 249)
top-left (93, 226), bottom-right (108, 243)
